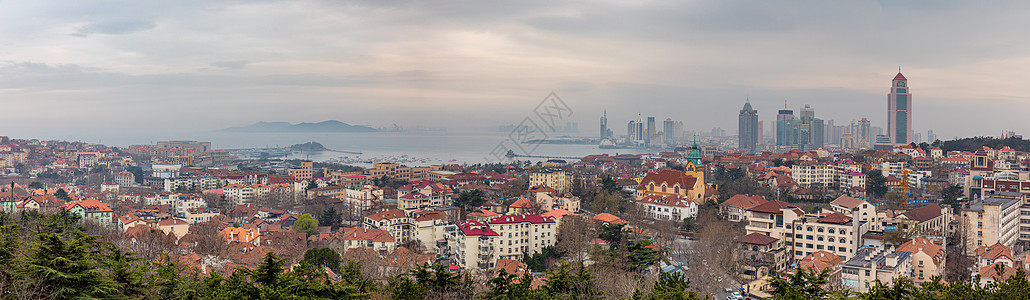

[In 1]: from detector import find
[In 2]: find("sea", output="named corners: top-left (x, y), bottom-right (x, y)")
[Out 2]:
top-left (68, 131), bottom-right (653, 167)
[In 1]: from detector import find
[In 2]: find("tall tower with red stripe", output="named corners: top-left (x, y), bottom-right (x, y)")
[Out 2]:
top-left (887, 71), bottom-right (912, 145)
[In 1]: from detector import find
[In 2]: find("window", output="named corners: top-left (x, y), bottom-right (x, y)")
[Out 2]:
top-left (828, 237), bottom-right (835, 243)
top-left (865, 270), bottom-right (870, 276)
top-left (839, 230), bottom-right (846, 235)
top-left (828, 229), bottom-right (835, 234)
top-left (806, 243), bottom-right (813, 249)
top-left (818, 227), bottom-right (824, 233)
top-left (807, 227), bottom-right (813, 232)
top-left (918, 260), bottom-right (923, 267)
top-left (839, 247), bottom-right (846, 252)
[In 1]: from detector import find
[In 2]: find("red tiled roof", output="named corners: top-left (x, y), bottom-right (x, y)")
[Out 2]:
top-left (817, 213), bottom-right (852, 225)
top-left (636, 169), bottom-right (697, 190)
top-left (901, 204), bottom-right (943, 222)
top-left (830, 196), bottom-right (865, 209)
top-left (797, 250), bottom-right (844, 274)
top-left (746, 200), bottom-right (796, 214)
top-left (721, 194), bottom-right (767, 209)
top-left (366, 209), bottom-right (408, 222)
top-left (456, 220), bottom-right (499, 236)
top-left (509, 198), bottom-right (535, 208)
top-left (488, 214), bottom-right (555, 224)
top-left (592, 213), bottom-right (626, 225)
top-left (341, 227), bottom-right (395, 242)
top-left (978, 243), bottom-right (1014, 261)
top-left (898, 237), bottom-right (945, 267)
top-left (737, 233), bottom-right (778, 246)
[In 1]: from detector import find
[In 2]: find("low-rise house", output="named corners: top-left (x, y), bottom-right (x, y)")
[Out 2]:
top-left (898, 237), bottom-right (945, 284)
top-left (63, 198), bottom-right (113, 226)
top-left (364, 209), bottom-right (415, 243)
top-left (720, 194), bottom-right (766, 222)
top-left (219, 227), bottom-right (261, 245)
top-left (340, 227), bottom-right (396, 253)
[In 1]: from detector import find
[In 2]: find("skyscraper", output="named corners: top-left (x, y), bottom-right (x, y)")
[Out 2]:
top-left (627, 120), bottom-right (636, 141)
top-left (738, 101), bottom-right (759, 153)
top-left (887, 71), bottom-right (913, 145)
top-left (600, 110), bottom-right (608, 140)
top-left (776, 109), bottom-right (795, 148)
top-left (857, 118), bottom-right (871, 148)
top-left (663, 118), bottom-right (676, 144)
top-left (646, 116), bottom-right (656, 146)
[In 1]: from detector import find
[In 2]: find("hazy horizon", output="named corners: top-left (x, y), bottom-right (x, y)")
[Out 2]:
top-left (4, 1), bottom-right (1030, 141)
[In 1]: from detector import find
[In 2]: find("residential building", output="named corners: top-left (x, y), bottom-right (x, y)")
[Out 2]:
top-left (720, 194), bottom-right (767, 222)
top-left (898, 237), bottom-right (945, 284)
top-left (396, 181), bottom-right (454, 211)
top-left (487, 214), bottom-right (557, 261)
top-left (63, 198), bottom-right (113, 226)
top-left (529, 169), bottom-right (571, 193)
top-left (364, 209), bottom-right (415, 243)
top-left (220, 227), bottom-right (260, 245)
top-left (637, 194), bottom-right (697, 221)
top-left (961, 197), bottom-right (1021, 255)
top-left (841, 248), bottom-right (913, 293)
top-left (340, 227), bottom-right (396, 253)
top-left (288, 160), bottom-right (314, 181)
top-left (737, 232), bottom-right (789, 281)
top-left (451, 220), bottom-right (500, 271)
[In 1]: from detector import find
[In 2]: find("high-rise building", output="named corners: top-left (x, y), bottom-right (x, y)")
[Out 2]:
top-left (663, 118), bottom-right (676, 144)
top-left (600, 110), bottom-right (609, 140)
top-left (738, 101), bottom-right (759, 153)
top-left (757, 121), bottom-right (764, 146)
top-left (857, 118), bottom-right (872, 149)
top-left (927, 130), bottom-right (937, 143)
top-left (887, 71), bottom-right (913, 145)
top-left (627, 121), bottom-right (636, 141)
top-left (646, 117), bottom-right (656, 146)
top-left (799, 105), bottom-right (815, 150)
top-left (812, 118), bottom-right (825, 149)
top-left (776, 109), bottom-right (795, 148)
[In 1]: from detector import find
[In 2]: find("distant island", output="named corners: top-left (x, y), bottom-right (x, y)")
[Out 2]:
top-left (218, 120), bottom-right (378, 133)
top-left (290, 142), bottom-right (327, 152)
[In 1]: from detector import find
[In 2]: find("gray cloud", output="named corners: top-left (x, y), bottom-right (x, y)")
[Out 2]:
top-left (210, 60), bottom-right (252, 70)
top-left (71, 19), bottom-right (156, 37)
top-left (0, 0), bottom-right (1029, 141)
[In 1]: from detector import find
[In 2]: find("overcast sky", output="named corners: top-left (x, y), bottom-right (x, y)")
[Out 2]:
top-left (2, 0), bottom-right (1029, 142)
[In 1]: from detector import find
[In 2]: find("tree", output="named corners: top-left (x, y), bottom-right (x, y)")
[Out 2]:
top-left (301, 247), bottom-right (342, 273)
top-left (26, 232), bottom-right (118, 299)
top-left (454, 189), bottom-right (486, 211)
top-left (28, 181), bottom-right (43, 189)
top-left (599, 223), bottom-right (626, 248)
top-left (865, 170), bottom-right (888, 199)
top-left (294, 213), bottom-right (320, 236)
top-left (485, 269), bottom-right (534, 300)
top-left (941, 184), bottom-right (963, 210)
top-left (591, 190), bottom-right (620, 214)
top-left (602, 176), bottom-right (619, 194)
top-left (633, 272), bottom-right (702, 300)
top-left (55, 188), bottom-right (71, 201)
top-left (105, 246), bottom-right (148, 298)
top-left (319, 208), bottom-right (342, 228)
top-left (768, 268), bottom-right (829, 300)
top-left (539, 263), bottom-right (602, 299)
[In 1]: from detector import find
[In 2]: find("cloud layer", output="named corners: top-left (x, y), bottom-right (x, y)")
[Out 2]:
top-left (1, 0), bottom-right (1029, 142)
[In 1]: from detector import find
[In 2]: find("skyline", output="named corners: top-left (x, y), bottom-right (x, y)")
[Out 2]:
top-left (4, 1), bottom-right (1030, 141)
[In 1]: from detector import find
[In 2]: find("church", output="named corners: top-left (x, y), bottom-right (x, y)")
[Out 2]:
top-left (633, 143), bottom-right (706, 220)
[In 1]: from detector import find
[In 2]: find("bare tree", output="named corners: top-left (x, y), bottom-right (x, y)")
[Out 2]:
top-left (555, 215), bottom-right (594, 263)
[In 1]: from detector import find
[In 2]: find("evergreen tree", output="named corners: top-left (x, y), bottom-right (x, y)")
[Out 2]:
top-left (26, 231), bottom-right (118, 299)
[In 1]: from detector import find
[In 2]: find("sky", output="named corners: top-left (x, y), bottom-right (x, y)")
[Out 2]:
top-left (2, 0), bottom-right (1030, 143)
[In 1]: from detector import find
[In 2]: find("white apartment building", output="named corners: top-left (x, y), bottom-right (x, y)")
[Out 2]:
top-left (841, 248), bottom-right (913, 293)
top-left (486, 214), bottom-right (557, 261)
top-left (364, 208), bottom-right (416, 243)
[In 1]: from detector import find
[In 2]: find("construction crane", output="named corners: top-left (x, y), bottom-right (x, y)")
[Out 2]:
top-left (862, 160), bottom-right (929, 201)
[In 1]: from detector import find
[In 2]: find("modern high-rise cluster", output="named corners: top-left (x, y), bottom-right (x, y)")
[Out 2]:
top-left (740, 70), bottom-right (926, 152)
top-left (614, 113), bottom-right (683, 148)
top-left (773, 104), bottom-right (824, 150)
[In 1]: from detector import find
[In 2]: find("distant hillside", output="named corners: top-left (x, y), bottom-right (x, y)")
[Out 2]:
top-left (219, 120), bottom-right (378, 133)
top-left (938, 136), bottom-right (1030, 152)
top-left (290, 142), bottom-right (327, 151)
